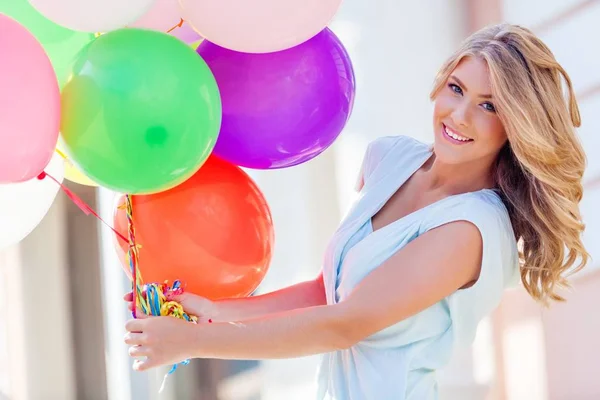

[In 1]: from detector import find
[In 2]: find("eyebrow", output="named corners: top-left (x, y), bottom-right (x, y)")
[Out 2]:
top-left (450, 75), bottom-right (493, 99)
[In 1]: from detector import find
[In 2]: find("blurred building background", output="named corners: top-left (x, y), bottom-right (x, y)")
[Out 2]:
top-left (1, 0), bottom-right (598, 399)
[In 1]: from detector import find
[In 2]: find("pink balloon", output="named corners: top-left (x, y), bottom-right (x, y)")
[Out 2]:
top-left (0, 14), bottom-right (60, 183)
top-left (179, 0), bottom-right (342, 53)
top-left (130, 0), bottom-right (201, 44)
top-left (130, 0), bottom-right (181, 32)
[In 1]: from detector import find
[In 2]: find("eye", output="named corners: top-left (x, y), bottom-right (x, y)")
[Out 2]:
top-left (481, 102), bottom-right (496, 112)
top-left (448, 83), bottom-right (463, 95)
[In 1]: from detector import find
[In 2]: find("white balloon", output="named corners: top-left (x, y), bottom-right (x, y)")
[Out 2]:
top-left (0, 153), bottom-right (65, 250)
top-left (28, 0), bottom-right (157, 33)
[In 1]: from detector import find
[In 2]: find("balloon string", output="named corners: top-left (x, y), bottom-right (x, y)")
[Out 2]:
top-left (54, 148), bottom-right (69, 161)
top-left (87, 19), bottom-right (185, 41)
top-left (36, 173), bottom-right (195, 319)
top-left (38, 171), bottom-right (198, 391)
top-left (124, 195), bottom-right (198, 392)
top-left (125, 195), bottom-right (140, 317)
top-left (166, 18), bottom-right (185, 33)
top-left (35, 171), bottom-right (196, 321)
top-left (37, 171), bottom-right (129, 244)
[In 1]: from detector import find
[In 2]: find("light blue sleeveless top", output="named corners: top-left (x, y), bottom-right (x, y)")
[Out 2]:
top-left (316, 135), bottom-right (519, 400)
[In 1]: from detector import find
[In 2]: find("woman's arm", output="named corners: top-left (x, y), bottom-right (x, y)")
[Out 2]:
top-left (124, 272), bottom-right (326, 323)
top-left (210, 272), bottom-right (327, 322)
top-left (125, 221), bottom-right (483, 369)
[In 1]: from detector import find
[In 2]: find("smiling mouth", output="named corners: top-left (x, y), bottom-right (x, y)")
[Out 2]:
top-left (442, 124), bottom-right (474, 143)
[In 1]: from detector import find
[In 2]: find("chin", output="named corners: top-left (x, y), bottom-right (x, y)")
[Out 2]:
top-left (432, 138), bottom-right (468, 165)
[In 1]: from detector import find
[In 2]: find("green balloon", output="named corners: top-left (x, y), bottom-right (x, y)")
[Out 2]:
top-left (60, 28), bottom-right (222, 194)
top-left (0, 0), bottom-right (94, 87)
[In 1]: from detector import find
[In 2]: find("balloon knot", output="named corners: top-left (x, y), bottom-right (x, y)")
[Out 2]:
top-left (167, 18), bottom-right (185, 33)
top-left (37, 171), bottom-right (47, 180)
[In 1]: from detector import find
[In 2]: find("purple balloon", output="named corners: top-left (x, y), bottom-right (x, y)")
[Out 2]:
top-left (197, 28), bottom-right (355, 169)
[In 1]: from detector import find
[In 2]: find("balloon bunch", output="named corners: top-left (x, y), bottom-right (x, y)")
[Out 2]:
top-left (1, 0), bottom-right (353, 389)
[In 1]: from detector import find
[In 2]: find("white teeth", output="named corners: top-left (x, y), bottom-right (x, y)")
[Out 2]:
top-left (444, 126), bottom-right (472, 142)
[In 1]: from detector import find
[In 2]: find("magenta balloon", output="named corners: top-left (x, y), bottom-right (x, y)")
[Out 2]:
top-left (197, 28), bottom-right (355, 169)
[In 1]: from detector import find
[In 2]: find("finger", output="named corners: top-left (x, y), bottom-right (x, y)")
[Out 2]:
top-left (128, 345), bottom-right (152, 358)
top-left (124, 332), bottom-right (148, 346)
top-left (127, 303), bottom-right (146, 317)
top-left (124, 289), bottom-right (148, 301)
top-left (133, 357), bottom-right (157, 372)
top-left (125, 319), bottom-right (145, 333)
top-left (165, 291), bottom-right (185, 301)
top-left (134, 309), bottom-right (152, 319)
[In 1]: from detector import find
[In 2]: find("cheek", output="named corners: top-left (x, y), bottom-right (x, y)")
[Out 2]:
top-left (473, 114), bottom-right (506, 147)
top-left (433, 95), bottom-right (452, 120)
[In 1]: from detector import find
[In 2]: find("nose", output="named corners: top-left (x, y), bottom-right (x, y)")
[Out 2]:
top-left (450, 100), bottom-right (470, 128)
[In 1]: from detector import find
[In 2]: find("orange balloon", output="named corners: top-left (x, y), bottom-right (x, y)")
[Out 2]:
top-left (113, 156), bottom-right (274, 300)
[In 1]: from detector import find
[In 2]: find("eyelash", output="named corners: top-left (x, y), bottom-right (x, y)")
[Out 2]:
top-left (448, 83), bottom-right (496, 113)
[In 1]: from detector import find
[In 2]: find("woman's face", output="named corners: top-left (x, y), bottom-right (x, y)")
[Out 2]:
top-left (432, 56), bottom-right (507, 165)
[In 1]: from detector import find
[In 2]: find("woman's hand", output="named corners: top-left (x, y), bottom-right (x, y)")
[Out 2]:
top-left (123, 291), bottom-right (217, 322)
top-left (125, 315), bottom-right (198, 371)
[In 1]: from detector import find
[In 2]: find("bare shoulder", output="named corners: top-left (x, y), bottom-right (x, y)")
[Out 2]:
top-left (411, 218), bottom-right (483, 276)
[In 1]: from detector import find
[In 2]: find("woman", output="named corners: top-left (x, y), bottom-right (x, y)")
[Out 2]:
top-left (124, 23), bottom-right (589, 399)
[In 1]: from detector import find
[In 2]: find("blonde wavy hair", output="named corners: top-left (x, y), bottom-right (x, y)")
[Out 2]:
top-left (430, 23), bottom-right (589, 304)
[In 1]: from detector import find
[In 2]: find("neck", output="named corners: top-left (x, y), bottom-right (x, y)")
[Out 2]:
top-left (420, 153), bottom-right (497, 195)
